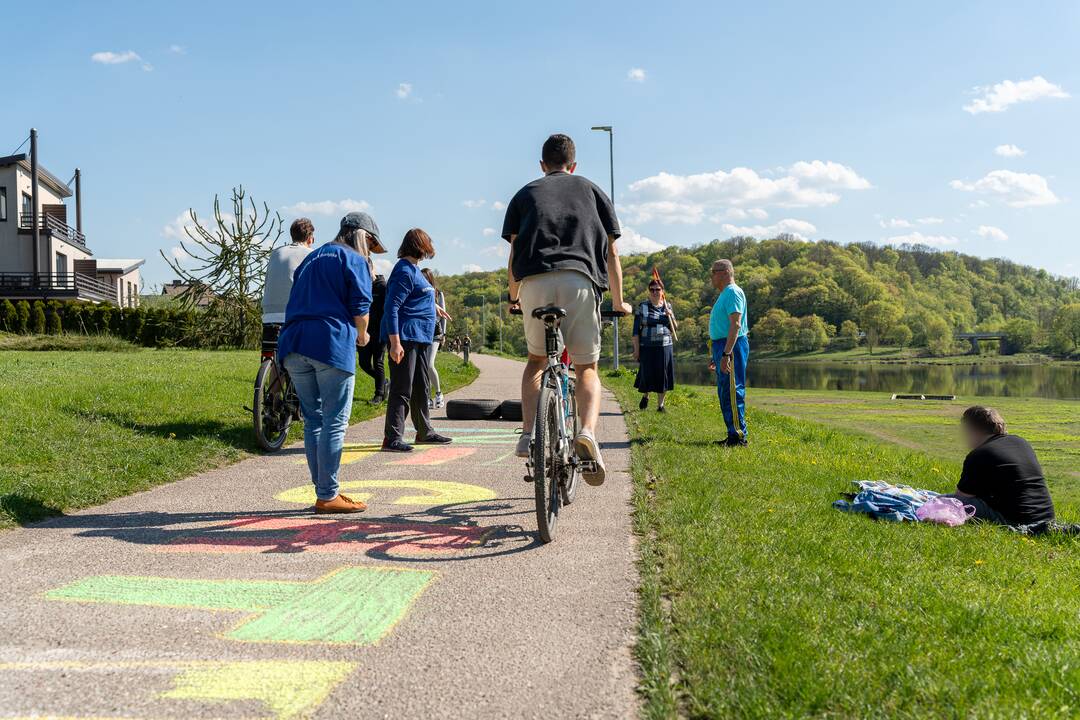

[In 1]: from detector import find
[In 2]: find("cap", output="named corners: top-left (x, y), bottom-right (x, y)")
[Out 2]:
top-left (340, 212), bottom-right (385, 254)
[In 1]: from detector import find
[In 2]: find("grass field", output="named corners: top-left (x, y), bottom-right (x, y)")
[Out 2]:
top-left (0, 349), bottom-right (477, 527)
top-left (606, 373), bottom-right (1080, 719)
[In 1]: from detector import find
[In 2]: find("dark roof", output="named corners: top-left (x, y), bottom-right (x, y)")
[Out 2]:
top-left (0, 153), bottom-right (73, 199)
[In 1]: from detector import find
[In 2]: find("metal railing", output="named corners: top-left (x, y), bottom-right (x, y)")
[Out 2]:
top-left (0, 272), bottom-right (116, 303)
top-left (18, 212), bottom-right (89, 249)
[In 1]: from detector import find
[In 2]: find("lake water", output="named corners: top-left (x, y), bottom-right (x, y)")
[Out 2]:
top-left (632, 359), bottom-right (1080, 400)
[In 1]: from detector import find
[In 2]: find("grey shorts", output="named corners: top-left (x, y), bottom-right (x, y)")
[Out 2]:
top-left (519, 270), bottom-right (602, 364)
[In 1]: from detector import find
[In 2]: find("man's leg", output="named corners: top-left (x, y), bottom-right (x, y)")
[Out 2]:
top-left (574, 361), bottom-right (601, 434)
top-left (713, 340), bottom-right (738, 439)
top-left (732, 335), bottom-right (749, 440)
top-left (517, 354), bottom-right (547, 457)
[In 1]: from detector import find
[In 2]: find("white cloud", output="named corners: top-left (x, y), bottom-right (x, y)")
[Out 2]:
top-left (625, 161), bottom-right (871, 224)
top-left (617, 226), bottom-right (666, 254)
top-left (462, 263), bottom-right (483, 273)
top-left (720, 218), bottom-right (818, 241)
top-left (994, 144), bottom-right (1026, 158)
top-left (280, 199), bottom-right (371, 216)
top-left (91, 50), bottom-right (152, 71)
top-left (462, 199), bottom-right (486, 209)
top-left (627, 67), bottom-right (647, 82)
top-left (976, 225), bottom-right (1009, 242)
top-left (963, 76), bottom-right (1069, 114)
top-left (949, 170), bottom-right (1059, 207)
top-left (168, 44), bottom-right (186, 55)
top-left (481, 227), bottom-right (497, 237)
top-left (916, 216), bottom-right (944, 225)
top-left (372, 257), bottom-right (393, 276)
top-left (715, 207), bottom-right (768, 221)
top-left (491, 201), bottom-right (506, 211)
top-left (879, 218), bottom-right (913, 229)
top-left (396, 82), bottom-right (413, 100)
top-left (886, 231), bottom-right (960, 247)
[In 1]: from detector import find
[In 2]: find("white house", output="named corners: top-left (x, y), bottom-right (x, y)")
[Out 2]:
top-left (0, 130), bottom-right (143, 307)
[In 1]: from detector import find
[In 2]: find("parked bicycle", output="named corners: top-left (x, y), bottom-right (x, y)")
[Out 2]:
top-left (251, 323), bottom-right (299, 452)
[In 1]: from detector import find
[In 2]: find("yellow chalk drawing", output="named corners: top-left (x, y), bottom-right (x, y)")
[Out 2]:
top-left (0, 659), bottom-right (357, 720)
top-left (294, 442), bottom-right (381, 466)
top-left (275, 479), bottom-right (496, 507)
top-left (164, 660), bottom-right (355, 719)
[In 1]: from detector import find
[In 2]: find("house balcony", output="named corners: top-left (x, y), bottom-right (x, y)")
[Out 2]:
top-left (0, 272), bottom-right (116, 304)
top-left (18, 212), bottom-right (90, 253)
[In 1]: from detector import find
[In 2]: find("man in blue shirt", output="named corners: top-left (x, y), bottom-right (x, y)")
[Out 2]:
top-left (708, 259), bottom-right (749, 445)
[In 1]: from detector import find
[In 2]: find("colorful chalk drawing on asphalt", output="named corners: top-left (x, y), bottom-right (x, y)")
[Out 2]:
top-left (390, 446), bottom-right (476, 465)
top-left (155, 515), bottom-right (492, 555)
top-left (0, 659), bottom-right (355, 719)
top-left (294, 442), bottom-right (381, 466)
top-left (274, 478), bottom-right (497, 507)
top-left (45, 565), bottom-right (433, 645)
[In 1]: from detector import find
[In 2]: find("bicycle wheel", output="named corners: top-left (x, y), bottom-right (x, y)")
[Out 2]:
top-left (532, 379), bottom-right (563, 543)
top-left (561, 378), bottom-right (581, 505)
top-left (253, 359), bottom-right (292, 452)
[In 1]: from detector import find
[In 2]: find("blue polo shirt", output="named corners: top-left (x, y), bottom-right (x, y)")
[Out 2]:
top-left (277, 243), bottom-right (372, 373)
top-left (381, 259), bottom-right (436, 343)
top-left (709, 283), bottom-right (749, 341)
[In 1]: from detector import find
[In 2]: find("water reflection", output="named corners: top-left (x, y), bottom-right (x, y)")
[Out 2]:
top-left (660, 360), bottom-right (1080, 400)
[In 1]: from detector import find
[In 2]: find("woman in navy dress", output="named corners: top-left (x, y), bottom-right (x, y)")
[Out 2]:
top-left (632, 280), bottom-right (677, 412)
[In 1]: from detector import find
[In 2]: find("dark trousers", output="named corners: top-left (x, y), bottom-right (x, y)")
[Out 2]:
top-left (357, 337), bottom-right (387, 394)
top-left (384, 341), bottom-right (433, 443)
top-left (942, 493), bottom-right (1007, 524)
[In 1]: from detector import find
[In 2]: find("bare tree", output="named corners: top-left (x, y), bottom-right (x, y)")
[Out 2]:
top-left (161, 186), bottom-right (284, 348)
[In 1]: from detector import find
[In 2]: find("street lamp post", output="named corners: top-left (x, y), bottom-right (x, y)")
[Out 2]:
top-left (591, 125), bottom-right (619, 370)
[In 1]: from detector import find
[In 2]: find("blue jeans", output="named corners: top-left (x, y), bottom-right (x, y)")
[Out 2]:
top-left (712, 336), bottom-right (748, 439)
top-left (282, 353), bottom-right (355, 501)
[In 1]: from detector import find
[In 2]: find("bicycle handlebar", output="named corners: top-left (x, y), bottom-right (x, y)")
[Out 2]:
top-left (599, 309), bottom-right (628, 319)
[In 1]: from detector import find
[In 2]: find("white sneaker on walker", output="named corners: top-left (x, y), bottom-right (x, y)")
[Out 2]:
top-left (435, 392), bottom-right (444, 408)
top-left (573, 429), bottom-right (606, 486)
top-left (515, 432), bottom-right (532, 458)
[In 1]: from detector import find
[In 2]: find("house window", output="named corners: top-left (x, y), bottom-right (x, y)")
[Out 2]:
top-left (21, 192), bottom-right (32, 224)
top-left (0, 187), bottom-right (7, 221)
top-left (55, 252), bottom-right (67, 276)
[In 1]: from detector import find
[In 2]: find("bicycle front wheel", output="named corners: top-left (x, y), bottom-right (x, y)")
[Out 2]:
top-left (532, 380), bottom-right (563, 543)
top-left (253, 359), bottom-right (292, 452)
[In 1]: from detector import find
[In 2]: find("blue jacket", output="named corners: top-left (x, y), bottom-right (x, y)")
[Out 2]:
top-left (381, 258), bottom-right (436, 344)
top-left (277, 243), bottom-right (372, 373)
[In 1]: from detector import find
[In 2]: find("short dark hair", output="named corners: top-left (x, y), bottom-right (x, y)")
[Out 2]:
top-left (542, 134), bottom-right (576, 169)
top-left (962, 406), bottom-right (1007, 435)
top-left (290, 218), bottom-right (314, 244)
top-left (398, 228), bottom-right (435, 260)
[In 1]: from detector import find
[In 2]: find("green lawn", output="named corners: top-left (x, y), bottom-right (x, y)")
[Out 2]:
top-left (606, 373), bottom-right (1080, 719)
top-left (0, 349), bottom-right (477, 527)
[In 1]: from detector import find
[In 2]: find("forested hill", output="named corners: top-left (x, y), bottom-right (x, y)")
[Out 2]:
top-left (435, 238), bottom-right (1080, 357)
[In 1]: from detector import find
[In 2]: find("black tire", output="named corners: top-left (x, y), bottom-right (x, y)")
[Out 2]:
top-left (561, 380), bottom-right (580, 505)
top-left (532, 382), bottom-right (562, 543)
top-left (499, 399), bottom-right (523, 422)
top-left (253, 359), bottom-right (292, 452)
top-left (445, 398), bottom-right (501, 420)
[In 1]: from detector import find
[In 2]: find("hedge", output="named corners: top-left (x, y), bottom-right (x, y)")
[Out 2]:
top-left (0, 300), bottom-right (208, 348)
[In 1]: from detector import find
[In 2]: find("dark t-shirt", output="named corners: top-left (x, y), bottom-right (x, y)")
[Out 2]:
top-left (957, 434), bottom-right (1055, 525)
top-left (501, 171), bottom-right (620, 291)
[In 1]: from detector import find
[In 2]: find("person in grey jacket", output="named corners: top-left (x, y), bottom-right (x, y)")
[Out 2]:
top-left (262, 218), bottom-right (315, 323)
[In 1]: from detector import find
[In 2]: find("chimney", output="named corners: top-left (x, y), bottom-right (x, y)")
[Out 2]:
top-left (30, 128), bottom-right (40, 276)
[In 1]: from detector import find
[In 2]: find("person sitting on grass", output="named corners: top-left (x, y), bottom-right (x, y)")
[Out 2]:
top-left (943, 406), bottom-right (1055, 526)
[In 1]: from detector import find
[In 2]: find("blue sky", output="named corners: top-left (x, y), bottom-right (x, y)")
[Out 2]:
top-left (3, 0), bottom-right (1078, 287)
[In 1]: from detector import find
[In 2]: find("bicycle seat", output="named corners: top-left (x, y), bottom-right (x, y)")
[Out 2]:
top-left (531, 305), bottom-right (566, 320)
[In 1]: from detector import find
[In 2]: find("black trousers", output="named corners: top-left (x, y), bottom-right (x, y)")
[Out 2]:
top-left (384, 341), bottom-right (433, 443)
top-left (357, 336), bottom-right (387, 393)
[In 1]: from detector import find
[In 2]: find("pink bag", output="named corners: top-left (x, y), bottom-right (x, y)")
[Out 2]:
top-left (916, 496), bottom-right (976, 526)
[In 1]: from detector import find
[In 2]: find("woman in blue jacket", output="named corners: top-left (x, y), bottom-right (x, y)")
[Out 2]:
top-left (277, 212), bottom-right (377, 512)
top-left (381, 228), bottom-right (452, 452)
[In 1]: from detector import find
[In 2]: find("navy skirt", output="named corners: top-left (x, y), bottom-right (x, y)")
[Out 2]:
top-left (635, 344), bottom-right (675, 393)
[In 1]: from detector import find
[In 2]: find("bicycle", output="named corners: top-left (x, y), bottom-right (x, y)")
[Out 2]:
top-left (251, 323), bottom-right (300, 452)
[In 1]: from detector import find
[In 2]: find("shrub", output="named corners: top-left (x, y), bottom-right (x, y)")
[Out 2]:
top-left (0, 299), bottom-right (15, 332)
top-left (925, 317), bottom-right (955, 356)
top-left (14, 301), bottom-right (30, 334)
top-left (30, 302), bottom-right (47, 335)
top-left (45, 303), bottom-right (62, 335)
top-left (96, 307), bottom-right (112, 335)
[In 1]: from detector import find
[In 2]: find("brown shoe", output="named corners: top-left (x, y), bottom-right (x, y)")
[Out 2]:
top-left (314, 493), bottom-right (367, 513)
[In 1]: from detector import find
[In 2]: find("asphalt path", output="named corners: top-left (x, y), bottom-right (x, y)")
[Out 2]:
top-left (0, 353), bottom-right (638, 719)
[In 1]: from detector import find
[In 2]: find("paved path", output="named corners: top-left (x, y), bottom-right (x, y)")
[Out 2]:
top-left (0, 354), bottom-right (638, 719)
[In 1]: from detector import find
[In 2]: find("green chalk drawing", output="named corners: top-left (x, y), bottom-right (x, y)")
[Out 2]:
top-left (47, 566), bottom-right (434, 645)
top-left (163, 660), bottom-right (355, 719)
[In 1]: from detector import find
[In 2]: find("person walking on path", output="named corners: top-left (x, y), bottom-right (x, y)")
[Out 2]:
top-left (381, 229), bottom-right (453, 452)
top-left (632, 278), bottom-right (677, 412)
top-left (502, 133), bottom-right (631, 485)
top-left (709, 259), bottom-right (749, 445)
top-left (421, 267), bottom-right (448, 409)
top-left (260, 218), bottom-right (315, 352)
top-left (276, 213), bottom-right (376, 513)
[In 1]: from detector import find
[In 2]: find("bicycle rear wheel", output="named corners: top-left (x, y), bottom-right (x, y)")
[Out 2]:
top-left (253, 359), bottom-right (292, 452)
top-left (532, 380), bottom-right (563, 543)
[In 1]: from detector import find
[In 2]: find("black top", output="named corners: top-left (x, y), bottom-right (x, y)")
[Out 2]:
top-left (369, 274), bottom-right (386, 326)
top-left (502, 171), bottom-right (620, 291)
top-left (958, 434), bottom-right (1055, 525)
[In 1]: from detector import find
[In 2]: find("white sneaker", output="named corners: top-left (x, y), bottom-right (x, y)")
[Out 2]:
top-left (435, 393), bottom-right (444, 408)
top-left (515, 432), bottom-right (532, 458)
top-left (573, 429), bottom-right (606, 486)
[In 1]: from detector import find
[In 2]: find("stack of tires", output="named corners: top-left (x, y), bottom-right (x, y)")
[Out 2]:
top-left (444, 398), bottom-right (522, 421)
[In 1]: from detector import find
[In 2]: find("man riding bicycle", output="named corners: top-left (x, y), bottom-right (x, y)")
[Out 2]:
top-left (503, 133), bottom-right (631, 485)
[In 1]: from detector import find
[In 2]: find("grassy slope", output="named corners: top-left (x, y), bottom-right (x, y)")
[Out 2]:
top-left (0, 349), bottom-right (477, 527)
top-left (606, 373), bottom-right (1080, 719)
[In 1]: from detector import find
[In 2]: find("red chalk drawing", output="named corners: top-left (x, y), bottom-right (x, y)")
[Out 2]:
top-left (157, 516), bottom-right (491, 556)
top-left (390, 446), bottom-right (476, 466)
